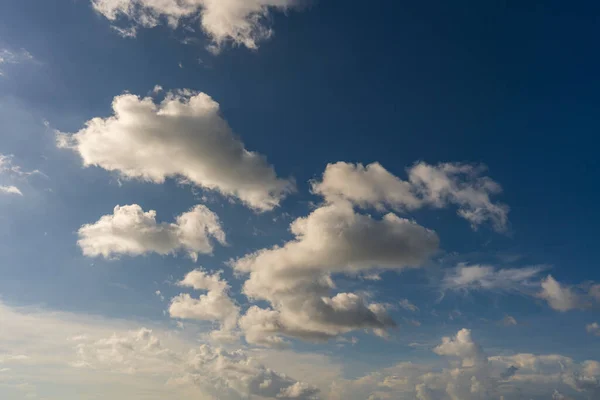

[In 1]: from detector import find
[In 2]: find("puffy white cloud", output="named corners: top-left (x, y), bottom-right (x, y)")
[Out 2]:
top-left (169, 268), bottom-right (240, 339)
top-left (0, 185), bottom-right (22, 195)
top-left (91, 0), bottom-right (303, 50)
top-left (57, 89), bottom-right (294, 211)
top-left (233, 199), bottom-right (438, 345)
top-left (312, 161), bottom-right (509, 232)
top-left (78, 204), bottom-right (225, 260)
top-left (538, 275), bottom-right (584, 312)
top-left (331, 328), bottom-right (600, 400)
top-left (442, 263), bottom-right (543, 293)
top-left (587, 322), bottom-right (600, 336)
top-left (433, 328), bottom-right (485, 367)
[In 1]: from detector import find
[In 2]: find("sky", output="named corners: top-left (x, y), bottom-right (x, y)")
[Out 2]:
top-left (0, 0), bottom-right (599, 399)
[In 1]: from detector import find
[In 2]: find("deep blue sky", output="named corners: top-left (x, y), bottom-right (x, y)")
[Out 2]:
top-left (0, 1), bottom-right (599, 398)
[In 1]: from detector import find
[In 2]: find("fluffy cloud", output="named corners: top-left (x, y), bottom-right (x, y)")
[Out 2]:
top-left (57, 89), bottom-right (294, 211)
top-left (78, 204), bottom-right (225, 260)
top-left (0, 185), bottom-right (22, 195)
top-left (538, 275), bottom-right (586, 312)
top-left (91, 0), bottom-right (303, 50)
top-left (442, 263), bottom-right (543, 293)
top-left (233, 198), bottom-right (438, 345)
top-left (331, 328), bottom-right (600, 400)
top-left (169, 268), bottom-right (240, 340)
top-left (0, 300), bottom-right (320, 400)
top-left (433, 328), bottom-right (485, 367)
top-left (312, 161), bottom-right (509, 232)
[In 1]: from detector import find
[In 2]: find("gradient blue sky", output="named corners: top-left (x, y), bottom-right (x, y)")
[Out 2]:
top-left (0, 1), bottom-right (599, 399)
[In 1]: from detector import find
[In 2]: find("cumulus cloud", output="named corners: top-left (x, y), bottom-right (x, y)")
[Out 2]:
top-left (233, 198), bottom-right (438, 345)
top-left (312, 161), bottom-right (509, 232)
top-left (169, 268), bottom-right (240, 340)
top-left (442, 263), bottom-right (543, 293)
top-left (77, 204), bottom-right (225, 260)
top-left (57, 89), bottom-right (294, 211)
top-left (91, 0), bottom-right (304, 50)
top-left (0, 300), bottom-right (320, 400)
top-left (538, 275), bottom-right (585, 312)
top-left (331, 328), bottom-right (600, 400)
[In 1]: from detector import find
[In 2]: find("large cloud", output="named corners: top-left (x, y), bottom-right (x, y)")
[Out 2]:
top-left (0, 300), bottom-right (320, 400)
top-left (330, 328), bottom-right (600, 400)
top-left (57, 89), bottom-right (294, 211)
top-left (312, 161), bottom-right (509, 232)
top-left (233, 198), bottom-right (438, 345)
top-left (78, 204), bottom-right (226, 260)
top-left (91, 0), bottom-right (303, 50)
top-left (169, 268), bottom-right (240, 341)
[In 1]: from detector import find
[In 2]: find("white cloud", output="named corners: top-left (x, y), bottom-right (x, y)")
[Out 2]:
top-left (500, 315), bottom-right (518, 326)
top-left (0, 48), bottom-right (34, 75)
top-left (0, 300), bottom-right (320, 400)
top-left (433, 328), bottom-right (485, 367)
top-left (442, 263), bottom-right (543, 293)
top-left (77, 204), bottom-right (225, 260)
top-left (91, 0), bottom-right (304, 51)
top-left (587, 322), bottom-right (600, 336)
top-left (312, 161), bottom-right (509, 232)
top-left (233, 199), bottom-right (438, 345)
top-left (331, 328), bottom-right (600, 400)
top-left (538, 275), bottom-right (585, 312)
top-left (0, 185), bottom-right (22, 195)
top-left (399, 299), bottom-right (419, 313)
top-left (169, 268), bottom-right (240, 340)
top-left (57, 89), bottom-right (294, 211)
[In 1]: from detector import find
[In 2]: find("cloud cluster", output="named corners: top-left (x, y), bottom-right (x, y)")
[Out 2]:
top-left (0, 300), bottom-right (319, 400)
top-left (312, 161), bottom-right (509, 232)
top-left (234, 199), bottom-right (438, 345)
top-left (78, 204), bottom-right (226, 260)
top-left (331, 328), bottom-right (600, 400)
top-left (57, 89), bottom-right (294, 211)
top-left (91, 0), bottom-right (303, 50)
top-left (169, 268), bottom-right (240, 341)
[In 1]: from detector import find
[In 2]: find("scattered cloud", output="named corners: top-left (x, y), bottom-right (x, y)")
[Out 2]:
top-left (586, 322), bottom-right (600, 336)
top-left (500, 315), bottom-right (518, 326)
top-left (91, 0), bottom-right (305, 51)
top-left (330, 328), bottom-right (600, 400)
top-left (399, 298), bottom-right (419, 313)
top-left (0, 48), bottom-right (35, 75)
top-left (169, 268), bottom-right (240, 341)
top-left (538, 275), bottom-right (586, 312)
top-left (77, 204), bottom-right (226, 260)
top-left (442, 263), bottom-right (543, 293)
top-left (57, 89), bottom-right (294, 211)
top-left (312, 161), bottom-right (509, 232)
top-left (0, 185), bottom-right (22, 195)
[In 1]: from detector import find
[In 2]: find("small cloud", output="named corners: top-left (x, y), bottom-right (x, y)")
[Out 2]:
top-left (155, 290), bottom-right (165, 301)
top-left (0, 185), bottom-right (23, 196)
top-left (500, 315), bottom-right (517, 326)
top-left (586, 322), bottom-right (600, 336)
top-left (399, 299), bottom-right (419, 313)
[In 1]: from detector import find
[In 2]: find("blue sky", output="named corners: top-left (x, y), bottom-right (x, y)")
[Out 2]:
top-left (0, 1), bottom-right (599, 399)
